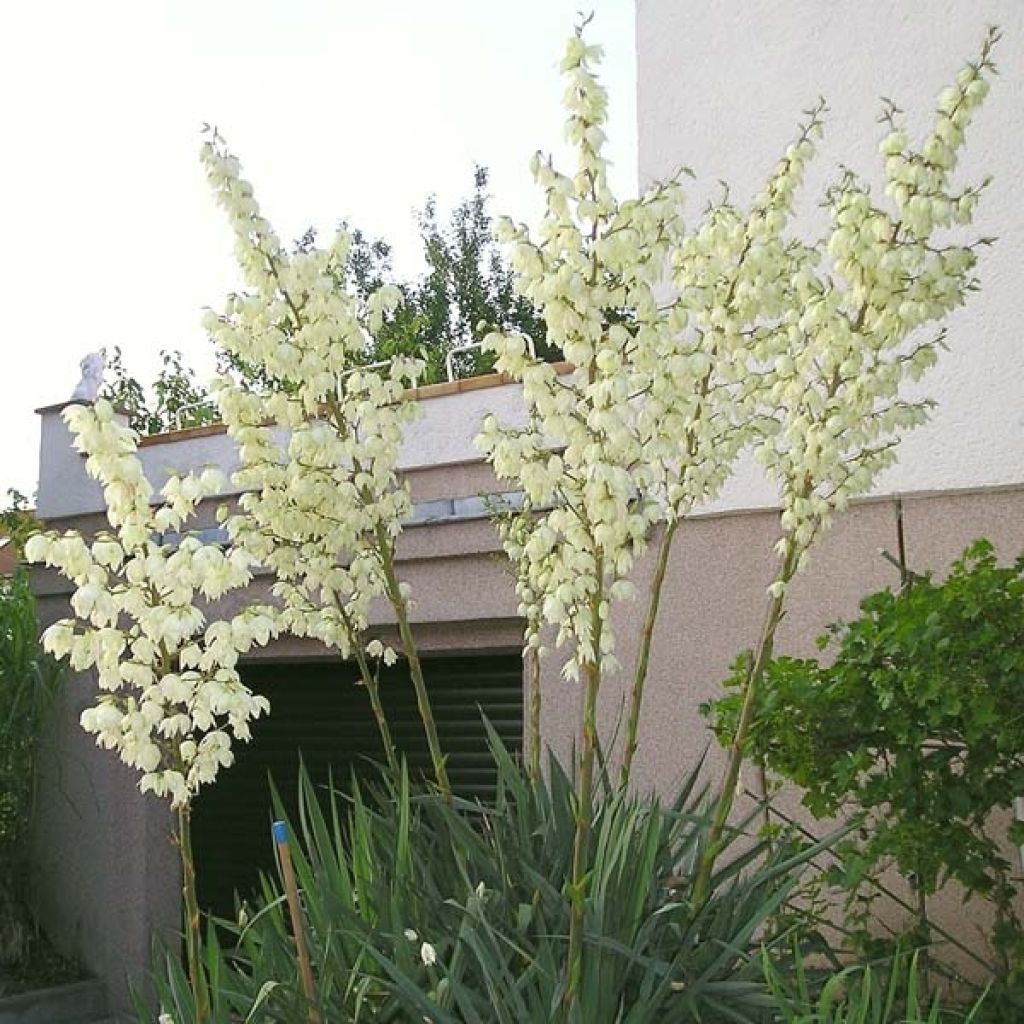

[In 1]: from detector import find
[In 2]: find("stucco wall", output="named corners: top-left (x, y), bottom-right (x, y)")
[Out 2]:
top-left (31, 383), bottom-right (1024, 1007)
top-left (28, 4), bottom-right (1024, 994)
top-left (637, 0), bottom-right (1024, 507)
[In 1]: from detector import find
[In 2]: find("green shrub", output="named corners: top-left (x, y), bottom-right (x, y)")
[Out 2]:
top-left (0, 569), bottom-right (64, 970)
top-left (705, 539), bottom-right (1024, 983)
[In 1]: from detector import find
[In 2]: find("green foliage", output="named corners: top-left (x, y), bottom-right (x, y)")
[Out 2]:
top-left (704, 540), bottom-right (1024, 972)
top-left (137, 926), bottom-right (258, 1024)
top-left (0, 570), bottom-right (63, 968)
top-left (142, 734), bottom-right (838, 1023)
top-left (102, 345), bottom-right (219, 435)
top-left (765, 951), bottom-right (990, 1023)
top-left (295, 166), bottom-right (552, 382)
top-left (401, 166), bottom-right (553, 378)
top-left (0, 490), bottom-right (38, 557)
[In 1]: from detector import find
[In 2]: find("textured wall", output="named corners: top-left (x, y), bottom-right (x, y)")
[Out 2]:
top-left (637, 0), bottom-right (1024, 505)
top-left (28, 5), bottom-right (1024, 997)
top-left (30, 448), bottom-right (1024, 1006)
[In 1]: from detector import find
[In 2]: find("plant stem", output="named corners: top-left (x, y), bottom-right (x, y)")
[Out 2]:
top-left (620, 518), bottom-right (679, 788)
top-left (911, 775), bottom-right (932, 993)
top-left (565, 579), bottom-right (604, 1009)
top-left (375, 526), bottom-right (451, 799)
top-left (693, 540), bottom-right (797, 906)
top-left (527, 646), bottom-right (542, 784)
top-left (914, 871), bottom-right (931, 991)
top-left (349, 627), bottom-right (399, 776)
top-left (991, 868), bottom-right (1016, 979)
top-left (177, 803), bottom-right (209, 1024)
top-left (897, 504), bottom-right (932, 992)
top-left (756, 759), bottom-right (772, 835)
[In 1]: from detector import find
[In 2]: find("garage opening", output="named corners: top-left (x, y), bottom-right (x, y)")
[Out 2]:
top-left (192, 651), bottom-right (523, 919)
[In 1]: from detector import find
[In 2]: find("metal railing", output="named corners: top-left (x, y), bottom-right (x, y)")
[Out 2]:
top-left (445, 336), bottom-right (535, 383)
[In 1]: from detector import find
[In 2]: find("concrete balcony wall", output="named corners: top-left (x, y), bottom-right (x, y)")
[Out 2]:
top-left (35, 374), bottom-right (531, 522)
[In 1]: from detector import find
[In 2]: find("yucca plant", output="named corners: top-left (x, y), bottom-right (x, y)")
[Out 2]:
top-left (145, 731), bottom-right (841, 1023)
top-left (138, 930), bottom-right (248, 1024)
top-left (358, 737), bottom-right (836, 1023)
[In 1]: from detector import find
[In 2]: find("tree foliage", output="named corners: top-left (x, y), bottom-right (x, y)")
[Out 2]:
top-left (105, 168), bottom-right (551, 435)
top-left (0, 490), bottom-right (39, 557)
top-left (102, 346), bottom-right (218, 435)
top-left (334, 166), bottom-right (553, 380)
top-left (705, 539), bottom-right (1024, 970)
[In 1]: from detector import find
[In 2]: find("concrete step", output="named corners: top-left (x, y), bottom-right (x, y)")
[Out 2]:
top-left (0, 979), bottom-right (108, 1024)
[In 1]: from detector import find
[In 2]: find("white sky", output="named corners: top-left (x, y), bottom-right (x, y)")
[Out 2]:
top-left (0, 0), bottom-right (636, 500)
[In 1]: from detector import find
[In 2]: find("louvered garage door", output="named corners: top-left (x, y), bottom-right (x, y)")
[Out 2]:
top-left (192, 652), bottom-right (523, 918)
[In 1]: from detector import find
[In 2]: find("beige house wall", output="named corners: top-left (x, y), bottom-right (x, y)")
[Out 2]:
top-left (30, 397), bottom-right (1024, 1010)
top-left (636, 0), bottom-right (1024, 506)
top-left (27, 0), bottom-right (1024, 995)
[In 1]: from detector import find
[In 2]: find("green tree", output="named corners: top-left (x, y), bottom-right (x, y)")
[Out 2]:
top-left (403, 165), bottom-right (552, 378)
top-left (705, 539), bottom-right (1024, 979)
top-left (102, 346), bottom-right (218, 435)
top-left (295, 165), bottom-right (552, 380)
top-left (0, 491), bottom-right (39, 559)
top-left (107, 167), bottom-right (552, 435)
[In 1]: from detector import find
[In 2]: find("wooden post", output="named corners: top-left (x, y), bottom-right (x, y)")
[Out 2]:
top-left (273, 820), bottom-right (320, 1024)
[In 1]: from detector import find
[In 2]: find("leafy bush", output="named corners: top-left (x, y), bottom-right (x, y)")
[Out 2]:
top-left (705, 540), bottom-right (1024, 979)
top-left (0, 569), bottom-right (64, 970)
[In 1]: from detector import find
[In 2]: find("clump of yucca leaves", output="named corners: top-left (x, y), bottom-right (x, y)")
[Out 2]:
top-left (139, 731), bottom-right (987, 1023)
top-left (765, 951), bottom-right (990, 1024)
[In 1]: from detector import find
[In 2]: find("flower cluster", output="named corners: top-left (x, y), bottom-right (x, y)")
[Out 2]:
top-left (754, 28), bottom-right (998, 592)
top-left (479, 23), bottom-right (997, 660)
top-left (476, 27), bottom-right (797, 679)
top-left (25, 400), bottom-right (275, 807)
top-left (200, 131), bottom-right (419, 667)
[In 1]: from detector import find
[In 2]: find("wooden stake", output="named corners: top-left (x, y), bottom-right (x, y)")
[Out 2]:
top-left (273, 820), bottom-right (320, 1024)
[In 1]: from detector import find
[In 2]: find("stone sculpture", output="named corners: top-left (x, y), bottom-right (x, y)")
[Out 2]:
top-left (70, 350), bottom-right (106, 402)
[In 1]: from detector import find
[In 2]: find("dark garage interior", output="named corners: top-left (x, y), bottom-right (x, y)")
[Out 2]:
top-left (192, 651), bottom-right (524, 918)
